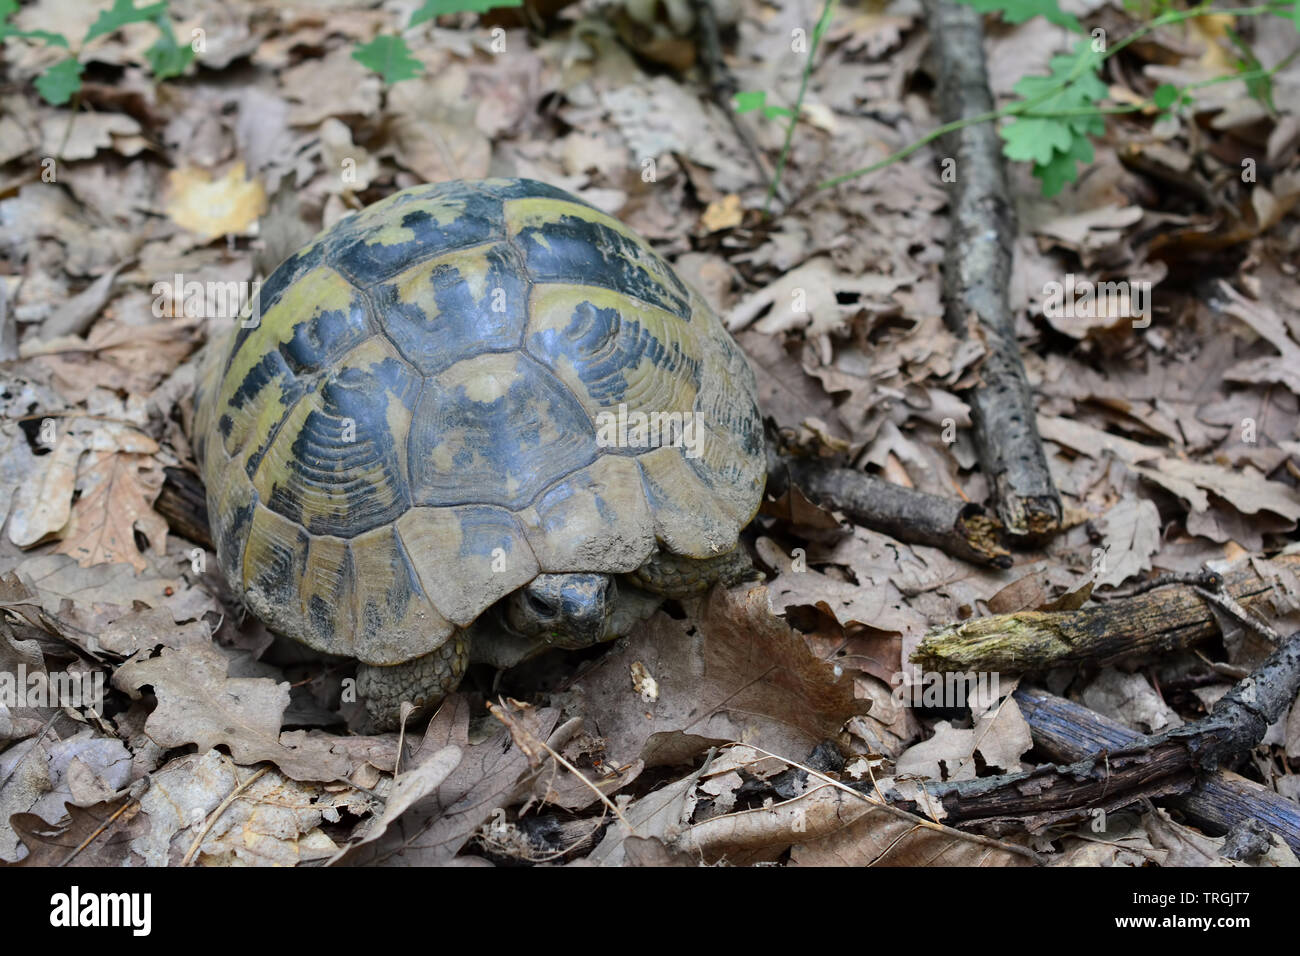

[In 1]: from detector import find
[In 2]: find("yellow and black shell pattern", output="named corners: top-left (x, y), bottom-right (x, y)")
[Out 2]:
top-left (192, 178), bottom-right (764, 667)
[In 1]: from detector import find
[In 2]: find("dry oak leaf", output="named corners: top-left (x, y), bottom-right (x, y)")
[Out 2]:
top-left (1095, 497), bottom-right (1161, 589)
top-left (8, 800), bottom-right (148, 867)
top-left (577, 584), bottom-right (876, 771)
top-left (7, 432), bottom-right (83, 548)
top-left (54, 447), bottom-right (167, 573)
top-left (165, 162), bottom-right (266, 242)
top-left (332, 695), bottom-right (561, 866)
top-left (23, 318), bottom-right (203, 404)
top-left (788, 788), bottom-right (1031, 867)
top-left (728, 257), bottom-right (912, 339)
top-left (112, 640), bottom-right (350, 782)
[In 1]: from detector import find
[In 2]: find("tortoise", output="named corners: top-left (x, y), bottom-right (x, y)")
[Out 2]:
top-left (191, 178), bottom-right (765, 729)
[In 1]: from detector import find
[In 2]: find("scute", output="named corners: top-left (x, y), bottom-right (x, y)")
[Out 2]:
top-left (195, 178), bottom-right (767, 665)
top-left (518, 455), bottom-right (656, 573)
top-left (328, 181), bottom-right (506, 284)
top-left (407, 351), bottom-right (597, 510)
top-left (505, 196), bottom-right (691, 318)
top-left (525, 284), bottom-right (702, 419)
top-left (241, 507), bottom-right (452, 664)
top-left (252, 336), bottom-right (418, 537)
top-left (396, 505), bottom-right (539, 627)
top-left (371, 241), bottom-right (528, 375)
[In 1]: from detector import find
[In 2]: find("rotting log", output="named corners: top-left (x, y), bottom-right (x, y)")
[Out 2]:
top-left (1015, 686), bottom-right (1300, 854)
top-left (886, 630), bottom-right (1300, 836)
top-left (912, 552), bottom-right (1300, 673)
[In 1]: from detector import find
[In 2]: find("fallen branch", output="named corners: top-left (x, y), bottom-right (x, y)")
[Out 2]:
top-left (767, 452), bottom-right (1011, 568)
top-left (886, 630), bottom-right (1300, 837)
top-left (922, 0), bottom-right (1062, 538)
top-left (913, 552), bottom-right (1300, 673)
top-left (1014, 686), bottom-right (1300, 854)
top-left (154, 466), bottom-right (211, 551)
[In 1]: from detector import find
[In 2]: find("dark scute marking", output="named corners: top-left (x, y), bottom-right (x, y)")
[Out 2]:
top-left (217, 414), bottom-right (233, 438)
top-left (530, 301), bottom-right (700, 404)
top-left (276, 300), bottom-right (371, 376)
top-left (514, 213), bottom-right (689, 318)
top-left (359, 528), bottom-right (417, 631)
top-left (308, 593), bottom-right (335, 644)
top-left (251, 523), bottom-right (307, 606)
top-left (373, 243), bottom-right (528, 374)
top-left (473, 178), bottom-right (596, 206)
top-left (331, 185), bottom-right (506, 283)
top-left (265, 361), bottom-right (415, 536)
top-left (228, 349), bottom-right (292, 411)
top-left (222, 241), bottom-right (327, 378)
top-left (408, 356), bottom-right (597, 510)
top-left (218, 495), bottom-right (257, 588)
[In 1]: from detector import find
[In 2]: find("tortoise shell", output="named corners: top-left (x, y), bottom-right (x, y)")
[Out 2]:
top-left (192, 178), bottom-right (764, 666)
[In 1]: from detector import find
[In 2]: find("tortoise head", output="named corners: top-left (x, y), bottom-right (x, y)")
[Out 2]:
top-left (504, 573), bottom-right (618, 649)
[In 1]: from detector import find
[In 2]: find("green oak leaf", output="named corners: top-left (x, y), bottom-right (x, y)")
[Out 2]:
top-left (84, 0), bottom-right (166, 43)
top-left (351, 35), bottom-right (423, 84)
top-left (409, 0), bottom-right (523, 28)
top-left (35, 56), bottom-right (84, 105)
top-left (955, 0), bottom-right (1081, 32)
top-left (999, 115), bottom-right (1075, 166)
top-left (1033, 134), bottom-right (1094, 197)
top-left (733, 90), bottom-right (793, 120)
top-left (145, 15), bottom-right (194, 79)
top-left (1152, 83), bottom-right (1179, 110)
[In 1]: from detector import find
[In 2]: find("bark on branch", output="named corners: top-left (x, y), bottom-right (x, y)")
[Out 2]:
top-left (767, 452), bottom-right (1011, 568)
top-left (885, 631), bottom-right (1300, 836)
top-left (1015, 686), bottom-right (1300, 854)
top-left (923, 0), bottom-right (1062, 537)
top-left (913, 553), bottom-right (1300, 673)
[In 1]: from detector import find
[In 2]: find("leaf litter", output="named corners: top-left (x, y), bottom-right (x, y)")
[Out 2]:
top-left (0, 0), bottom-right (1297, 868)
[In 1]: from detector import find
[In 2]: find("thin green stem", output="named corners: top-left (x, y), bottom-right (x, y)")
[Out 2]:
top-left (764, 0), bottom-right (839, 215)
top-left (816, 2), bottom-right (1296, 193)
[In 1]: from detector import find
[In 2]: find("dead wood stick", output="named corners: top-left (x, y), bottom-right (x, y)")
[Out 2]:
top-left (154, 466), bottom-right (211, 551)
top-left (767, 452), bottom-right (1011, 568)
top-left (922, 0), bottom-right (1062, 538)
top-left (885, 630), bottom-right (1300, 836)
top-left (1014, 686), bottom-right (1300, 854)
top-left (912, 552), bottom-right (1300, 673)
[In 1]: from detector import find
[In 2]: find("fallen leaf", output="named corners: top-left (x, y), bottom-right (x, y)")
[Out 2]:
top-left (165, 162), bottom-right (266, 242)
top-left (112, 640), bottom-right (351, 782)
top-left (1095, 497), bottom-right (1161, 588)
top-left (54, 448), bottom-right (167, 572)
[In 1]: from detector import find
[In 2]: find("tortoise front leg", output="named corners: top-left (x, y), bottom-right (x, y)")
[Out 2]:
top-left (356, 634), bottom-right (469, 731)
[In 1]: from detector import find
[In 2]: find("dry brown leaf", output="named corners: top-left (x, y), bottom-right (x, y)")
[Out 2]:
top-left (789, 791), bottom-right (1031, 866)
top-left (8, 799), bottom-right (148, 867)
top-left (700, 194), bottom-right (743, 232)
top-left (112, 641), bottom-right (351, 782)
top-left (7, 433), bottom-right (83, 548)
top-left (576, 585), bottom-right (876, 772)
top-left (333, 696), bottom-right (561, 866)
top-left (165, 162), bottom-right (267, 242)
top-left (54, 448), bottom-right (167, 573)
top-left (1095, 497), bottom-right (1161, 588)
top-left (23, 318), bottom-right (202, 404)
